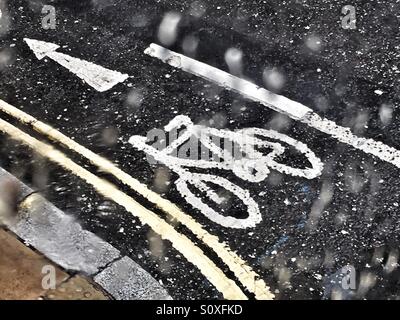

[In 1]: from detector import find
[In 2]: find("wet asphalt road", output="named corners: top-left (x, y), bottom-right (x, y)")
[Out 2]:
top-left (1, 0), bottom-right (400, 299)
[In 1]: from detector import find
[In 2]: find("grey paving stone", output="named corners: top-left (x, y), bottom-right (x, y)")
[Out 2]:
top-left (12, 193), bottom-right (121, 275)
top-left (94, 256), bottom-right (172, 300)
top-left (0, 167), bottom-right (172, 299)
top-left (0, 167), bottom-right (33, 201)
top-left (0, 167), bottom-right (121, 275)
top-left (0, 167), bottom-right (34, 227)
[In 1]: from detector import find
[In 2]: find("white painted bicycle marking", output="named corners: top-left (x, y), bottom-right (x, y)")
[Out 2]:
top-left (129, 115), bottom-right (323, 229)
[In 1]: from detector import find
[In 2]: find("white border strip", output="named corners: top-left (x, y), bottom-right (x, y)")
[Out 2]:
top-left (145, 43), bottom-right (400, 169)
top-left (145, 43), bottom-right (311, 120)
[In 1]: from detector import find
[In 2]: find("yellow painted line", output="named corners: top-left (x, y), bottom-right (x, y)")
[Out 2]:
top-left (0, 117), bottom-right (247, 300)
top-left (0, 99), bottom-right (274, 300)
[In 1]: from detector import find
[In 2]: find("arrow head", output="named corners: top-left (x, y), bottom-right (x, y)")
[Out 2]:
top-left (24, 38), bottom-right (60, 60)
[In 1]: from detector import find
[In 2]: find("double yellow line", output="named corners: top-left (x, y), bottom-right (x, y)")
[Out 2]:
top-left (0, 99), bottom-right (274, 300)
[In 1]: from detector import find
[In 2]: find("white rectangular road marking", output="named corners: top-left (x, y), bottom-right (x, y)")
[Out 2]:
top-left (145, 43), bottom-right (311, 120)
top-left (145, 43), bottom-right (400, 169)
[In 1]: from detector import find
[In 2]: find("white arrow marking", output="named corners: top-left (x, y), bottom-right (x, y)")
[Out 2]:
top-left (24, 38), bottom-right (129, 92)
